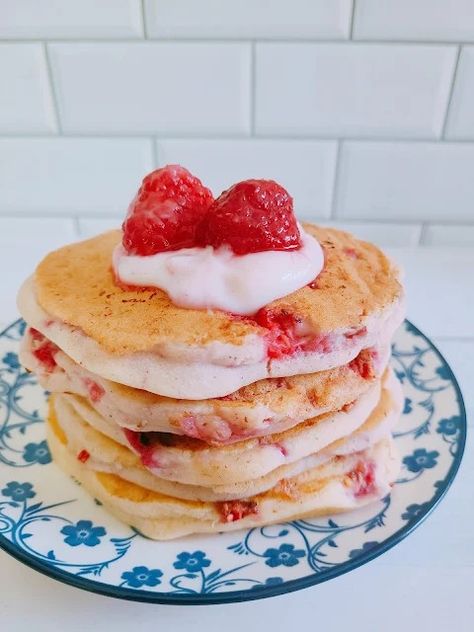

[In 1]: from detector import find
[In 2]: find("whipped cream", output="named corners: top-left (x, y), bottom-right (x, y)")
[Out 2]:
top-left (113, 226), bottom-right (324, 315)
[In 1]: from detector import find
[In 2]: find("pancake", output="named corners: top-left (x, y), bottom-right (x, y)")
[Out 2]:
top-left (18, 225), bottom-right (405, 399)
top-left (47, 414), bottom-right (400, 539)
top-left (56, 370), bottom-right (401, 487)
top-left (49, 370), bottom-right (401, 499)
top-left (21, 328), bottom-right (390, 443)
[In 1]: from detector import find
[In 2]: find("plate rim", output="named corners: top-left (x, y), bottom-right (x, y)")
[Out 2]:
top-left (0, 318), bottom-right (467, 605)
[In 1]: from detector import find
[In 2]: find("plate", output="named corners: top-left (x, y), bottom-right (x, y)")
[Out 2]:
top-left (0, 319), bottom-right (466, 604)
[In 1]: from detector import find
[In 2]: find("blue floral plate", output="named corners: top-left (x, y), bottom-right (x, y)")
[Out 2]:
top-left (0, 319), bottom-right (465, 604)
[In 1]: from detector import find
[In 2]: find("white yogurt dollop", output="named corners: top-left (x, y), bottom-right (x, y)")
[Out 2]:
top-left (113, 226), bottom-right (324, 315)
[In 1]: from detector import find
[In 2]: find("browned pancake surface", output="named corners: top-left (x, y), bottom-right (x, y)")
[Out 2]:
top-left (35, 225), bottom-right (402, 354)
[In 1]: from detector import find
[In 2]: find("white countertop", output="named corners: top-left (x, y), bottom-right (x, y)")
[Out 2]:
top-left (0, 242), bottom-right (472, 631)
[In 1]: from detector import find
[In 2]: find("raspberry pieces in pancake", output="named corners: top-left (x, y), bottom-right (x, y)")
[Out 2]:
top-left (21, 328), bottom-right (389, 444)
top-left (19, 224), bottom-right (404, 399)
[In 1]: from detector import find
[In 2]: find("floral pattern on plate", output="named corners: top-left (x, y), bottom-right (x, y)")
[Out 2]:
top-left (0, 319), bottom-right (466, 604)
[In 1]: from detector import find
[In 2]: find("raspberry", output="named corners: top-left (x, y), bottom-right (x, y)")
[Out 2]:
top-left (255, 308), bottom-right (301, 358)
top-left (29, 328), bottom-right (58, 372)
top-left (255, 308), bottom-right (332, 359)
top-left (82, 378), bottom-right (105, 403)
top-left (77, 449), bottom-right (90, 463)
top-left (349, 349), bottom-right (376, 380)
top-left (122, 165), bottom-right (214, 255)
top-left (201, 179), bottom-right (301, 255)
top-left (348, 461), bottom-right (376, 498)
top-left (217, 500), bottom-right (258, 523)
top-left (123, 429), bottom-right (158, 469)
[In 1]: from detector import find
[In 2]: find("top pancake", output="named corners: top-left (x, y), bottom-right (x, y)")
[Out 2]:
top-left (33, 224), bottom-right (402, 355)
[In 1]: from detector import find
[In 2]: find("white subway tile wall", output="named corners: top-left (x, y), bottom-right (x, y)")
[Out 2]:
top-left (353, 0), bottom-right (474, 42)
top-left (0, 138), bottom-right (153, 215)
top-left (48, 43), bottom-right (251, 134)
top-left (144, 0), bottom-right (353, 39)
top-left (0, 44), bottom-right (56, 133)
top-left (336, 142), bottom-right (474, 221)
top-left (445, 47), bottom-right (474, 139)
top-left (422, 224), bottom-right (474, 246)
top-left (0, 1), bottom-right (143, 39)
top-left (255, 43), bottom-right (457, 138)
top-left (0, 1), bottom-right (473, 245)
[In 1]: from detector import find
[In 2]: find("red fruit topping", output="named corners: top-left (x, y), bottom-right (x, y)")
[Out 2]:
top-left (77, 449), bottom-right (90, 463)
top-left (256, 308), bottom-right (332, 359)
top-left (201, 179), bottom-right (301, 255)
top-left (348, 460), bottom-right (376, 498)
top-left (218, 499), bottom-right (258, 523)
top-left (83, 378), bottom-right (105, 403)
top-left (349, 349), bottom-right (376, 380)
top-left (122, 165), bottom-right (214, 255)
top-left (29, 328), bottom-right (58, 372)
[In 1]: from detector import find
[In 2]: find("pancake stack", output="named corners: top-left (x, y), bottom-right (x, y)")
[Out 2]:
top-left (18, 224), bottom-right (405, 539)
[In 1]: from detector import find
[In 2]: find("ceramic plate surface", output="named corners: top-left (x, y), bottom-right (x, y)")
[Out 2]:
top-left (0, 319), bottom-right (466, 604)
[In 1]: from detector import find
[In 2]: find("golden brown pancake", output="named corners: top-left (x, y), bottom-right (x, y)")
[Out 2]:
top-left (56, 370), bottom-right (400, 488)
top-left (33, 225), bottom-right (402, 354)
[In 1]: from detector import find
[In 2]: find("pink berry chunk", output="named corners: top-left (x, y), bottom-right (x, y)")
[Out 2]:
top-left (201, 179), bottom-right (301, 255)
top-left (122, 165), bottom-right (214, 255)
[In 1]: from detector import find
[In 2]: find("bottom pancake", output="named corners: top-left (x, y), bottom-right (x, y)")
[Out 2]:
top-left (46, 413), bottom-right (400, 540)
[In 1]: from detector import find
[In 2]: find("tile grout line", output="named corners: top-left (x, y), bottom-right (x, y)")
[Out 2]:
top-left (4, 132), bottom-right (474, 143)
top-left (418, 222), bottom-right (429, 245)
top-left (329, 140), bottom-right (342, 219)
top-left (72, 216), bottom-right (81, 237)
top-left (250, 41), bottom-right (257, 135)
top-left (139, 0), bottom-right (148, 39)
top-left (349, 0), bottom-right (357, 39)
top-left (1, 37), bottom-right (470, 45)
top-left (441, 45), bottom-right (462, 138)
top-left (42, 42), bottom-right (62, 134)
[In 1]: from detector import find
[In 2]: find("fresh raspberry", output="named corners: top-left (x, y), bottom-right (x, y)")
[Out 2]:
top-left (200, 179), bottom-right (301, 255)
top-left (122, 165), bottom-right (214, 255)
